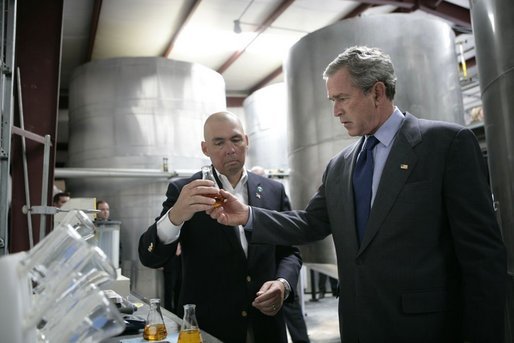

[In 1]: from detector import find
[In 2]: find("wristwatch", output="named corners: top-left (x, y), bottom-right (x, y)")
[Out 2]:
top-left (277, 277), bottom-right (291, 300)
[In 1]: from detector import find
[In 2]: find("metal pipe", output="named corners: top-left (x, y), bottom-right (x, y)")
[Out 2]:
top-left (39, 134), bottom-right (51, 241)
top-left (470, 0), bottom-right (514, 271)
top-left (54, 168), bottom-right (197, 179)
top-left (16, 67), bottom-right (33, 248)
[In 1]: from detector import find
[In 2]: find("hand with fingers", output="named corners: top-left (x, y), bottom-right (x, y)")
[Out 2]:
top-left (206, 188), bottom-right (250, 226)
top-left (251, 280), bottom-right (286, 316)
top-left (168, 179), bottom-right (221, 225)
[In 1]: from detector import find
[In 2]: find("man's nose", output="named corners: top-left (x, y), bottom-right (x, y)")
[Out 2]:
top-left (333, 103), bottom-right (341, 117)
top-left (224, 142), bottom-right (236, 153)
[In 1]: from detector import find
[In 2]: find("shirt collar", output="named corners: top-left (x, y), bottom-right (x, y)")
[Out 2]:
top-left (369, 106), bottom-right (405, 147)
top-left (214, 167), bottom-right (248, 191)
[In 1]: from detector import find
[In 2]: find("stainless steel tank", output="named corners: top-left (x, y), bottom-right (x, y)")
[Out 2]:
top-left (471, 0), bottom-right (514, 271)
top-left (244, 83), bottom-right (289, 172)
top-left (67, 57), bottom-right (226, 299)
top-left (470, 3), bottom-right (514, 339)
top-left (243, 82), bottom-right (292, 214)
top-left (284, 14), bottom-right (464, 265)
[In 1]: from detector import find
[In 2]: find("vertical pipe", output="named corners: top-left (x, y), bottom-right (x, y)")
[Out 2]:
top-left (0, 0), bottom-right (17, 255)
top-left (39, 134), bottom-right (51, 241)
top-left (16, 67), bottom-right (34, 248)
top-left (470, 0), bottom-right (514, 340)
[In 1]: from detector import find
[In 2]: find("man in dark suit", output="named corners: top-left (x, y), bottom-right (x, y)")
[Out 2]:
top-left (138, 111), bottom-right (302, 343)
top-left (207, 46), bottom-right (507, 342)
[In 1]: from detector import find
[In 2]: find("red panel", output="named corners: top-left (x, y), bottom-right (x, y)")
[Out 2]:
top-left (10, 0), bottom-right (63, 252)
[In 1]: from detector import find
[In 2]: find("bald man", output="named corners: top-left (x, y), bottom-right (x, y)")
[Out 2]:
top-left (139, 111), bottom-right (302, 343)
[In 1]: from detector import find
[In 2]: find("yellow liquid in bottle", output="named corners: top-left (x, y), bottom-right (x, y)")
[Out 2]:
top-left (143, 323), bottom-right (168, 341)
top-left (177, 328), bottom-right (203, 343)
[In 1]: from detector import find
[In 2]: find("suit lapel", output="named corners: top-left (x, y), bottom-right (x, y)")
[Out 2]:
top-left (246, 173), bottom-right (262, 208)
top-left (358, 113), bottom-right (421, 254)
top-left (341, 139), bottom-right (362, 248)
top-left (245, 174), bottom-right (262, 259)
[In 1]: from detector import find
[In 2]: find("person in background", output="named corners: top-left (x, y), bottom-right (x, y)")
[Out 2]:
top-left (95, 200), bottom-right (110, 221)
top-left (250, 166), bottom-right (310, 343)
top-left (317, 272), bottom-right (338, 299)
top-left (138, 111), bottom-right (302, 343)
top-left (52, 192), bottom-right (70, 208)
top-left (207, 46), bottom-right (507, 343)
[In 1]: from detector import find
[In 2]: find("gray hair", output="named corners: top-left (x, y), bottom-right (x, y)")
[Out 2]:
top-left (323, 46), bottom-right (397, 100)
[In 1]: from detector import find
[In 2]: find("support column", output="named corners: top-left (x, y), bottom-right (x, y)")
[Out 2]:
top-left (10, 0), bottom-right (63, 252)
top-left (470, 0), bottom-right (514, 341)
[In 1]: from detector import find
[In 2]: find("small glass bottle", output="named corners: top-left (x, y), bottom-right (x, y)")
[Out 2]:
top-left (143, 298), bottom-right (168, 341)
top-left (201, 165), bottom-right (224, 208)
top-left (162, 157), bottom-right (169, 172)
top-left (178, 304), bottom-right (203, 343)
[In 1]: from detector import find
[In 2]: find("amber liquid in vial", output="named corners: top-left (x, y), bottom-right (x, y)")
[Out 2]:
top-left (143, 323), bottom-right (167, 341)
top-left (205, 193), bottom-right (225, 208)
top-left (177, 328), bottom-right (204, 343)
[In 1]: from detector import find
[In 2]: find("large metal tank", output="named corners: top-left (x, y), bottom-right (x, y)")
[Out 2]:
top-left (470, 0), bottom-right (514, 270)
top-left (243, 82), bottom-right (292, 219)
top-left (470, 2), bottom-right (514, 339)
top-left (284, 14), bottom-right (464, 265)
top-left (244, 83), bottom-right (288, 172)
top-left (67, 57), bottom-right (226, 299)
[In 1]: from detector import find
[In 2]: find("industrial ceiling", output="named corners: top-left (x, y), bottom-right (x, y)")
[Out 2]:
top-left (60, 0), bottom-right (479, 111)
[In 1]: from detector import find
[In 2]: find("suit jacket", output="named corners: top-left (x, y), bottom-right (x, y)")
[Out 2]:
top-left (139, 170), bottom-right (302, 343)
top-left (251, 113), bottom-right (507, 343)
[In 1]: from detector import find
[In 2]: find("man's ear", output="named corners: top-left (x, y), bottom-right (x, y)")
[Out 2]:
top-left (374, 81), bottom-right (386, 101)
top-left (201, 141), bottom-right (209, 157)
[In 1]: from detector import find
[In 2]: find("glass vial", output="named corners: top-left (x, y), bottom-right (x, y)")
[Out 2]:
top-left (143, 298), bottom-right (168, 341)
top-left (201, 165), bottom-right (224, 208)
top-left (162, 157), bottom-right (169, 172)
top-left (178, 304), bottom-right (203, 343)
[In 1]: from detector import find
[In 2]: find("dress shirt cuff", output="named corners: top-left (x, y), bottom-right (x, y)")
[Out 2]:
top-left (156, 208), bottom-right (181, 244)
top-left (244, 206), bottom-right (254, 230)
top-left (277, 277), bottom-right (291, 300)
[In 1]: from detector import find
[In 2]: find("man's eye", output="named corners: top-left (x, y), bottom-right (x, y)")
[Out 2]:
top-left (330, 96), bottom-right (345, 103)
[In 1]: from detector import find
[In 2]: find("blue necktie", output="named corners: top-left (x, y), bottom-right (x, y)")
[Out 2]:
top-left (353, 135), bottom-right (379, 244)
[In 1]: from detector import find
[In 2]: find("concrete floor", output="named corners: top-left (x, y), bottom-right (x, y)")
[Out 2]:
top-left (289, 295), bottom-right (340, 343)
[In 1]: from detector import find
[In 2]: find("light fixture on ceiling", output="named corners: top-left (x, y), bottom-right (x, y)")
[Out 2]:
top-left (233, 0), bottom-right (255, 34)
top-left (233, 19), bottom-right (242, 34)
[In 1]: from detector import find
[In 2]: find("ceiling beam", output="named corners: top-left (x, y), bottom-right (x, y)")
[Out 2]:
top-left (227, 96), bottom-right (245, 108)
top-left (417, 0), bottom-right (470, 30)
top-left (86, 0), bottom-right (102, 61)
top-left (163, 0), bottom-right (202, 57)
top-left (354, 0), bottom-right (470, 29)
top-left (243, 1), bottom-right (371, 97)
top-left (340, 3), bottom-right (373, 20)
top-left (352, 0), bottom-right (415, 9)
top-left (217, 0), bottom-right (295, 74)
